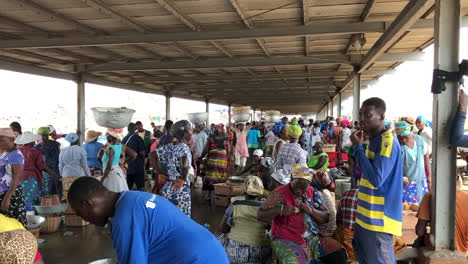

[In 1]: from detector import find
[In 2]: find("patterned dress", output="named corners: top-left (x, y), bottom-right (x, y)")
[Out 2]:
top-left (157, 142), bottom-right (192, 216)
top-left (401, 134), bottom-right (429, 204)
top-left (0, 150), bottom-right (26, 226)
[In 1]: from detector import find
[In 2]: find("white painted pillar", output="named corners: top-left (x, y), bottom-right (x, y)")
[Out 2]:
top-left (431, 0), bottom-right (460, 250)
top-left (353, 72), bottom-right (361, 123)
top-left (77, 73), bottom-right (85, 145)
top-left (165, 91), bottom-right (171, 121)
top-left (205, 99), bottom-right (210, 126)
top-left (228, 104), bottom-right (232, 127)
top-left (330, 99), bottom-right (334, 118)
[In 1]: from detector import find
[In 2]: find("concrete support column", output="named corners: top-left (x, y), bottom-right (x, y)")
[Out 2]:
top-left (330, 99), bottom-right (334, 118)
top-left (228, 104), bottom-right (232, 127)
top-left (77, 73), bottom-right (85, 145)
top-left (326, 104), bottom-right (329, 119)
top-left (165, 91), bottom-right (171, 121)
top-left (431, 0), bottom-right (460, 250)
top-left (353, 72), bottom-right (361, 123)
top-left (205, 99), bottom-right (210, 126)
top-left (337, 93), bottom-right (342, 118)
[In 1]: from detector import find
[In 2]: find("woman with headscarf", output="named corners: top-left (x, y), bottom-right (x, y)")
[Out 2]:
top-left (230, 123), bottom-right (250, 172)
top-left (307, 142), bottom-right (329, 172)
top-left (271, 122), bottom-right (288, 161)
top-left (0, 128), bottom-right (26, 226)
top-left (98, 131), bottom-right (136, 193)
top-left (395, 121), bottom-right (431, 204)
top-left (416, 116), bottom-right (432, 157)
top-left (35, 126), bottom-right (61, 197)
top-left (218, 176), bottom-right (271, 263)
top-left (302, 123), bottom-right (313, 156)
top-left (311, 172), bottom-right (336, 238)
top-left (59, 133), bottom-right (91, 178)
top-left (276, 121), bottom-right (308, 172)
top-left (15, 132), bottom-right (60, 212)
top-left (203, 125), bottom-right (229, 199)
top-left (339, 120), bottom-right (352, 152)
top-left (258, 165), bottom-right (346, 264)
top-left (152, 120), bottom-right (193, 215)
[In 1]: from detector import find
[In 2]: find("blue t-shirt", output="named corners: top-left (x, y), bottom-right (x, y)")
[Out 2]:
top-left (83, 141), bottom-right (104, 168)
top-left (111, 191), bottom-right (229, 264)
top-left (247, 129), bottom-right (261, 148)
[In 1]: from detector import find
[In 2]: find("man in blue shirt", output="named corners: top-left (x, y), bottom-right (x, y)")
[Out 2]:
top-left (122, 123), bottom-right (146, 191)
top-left (68, 177), bottom-right (229, 264)
top-left (350, 97), bottom-right (403, 264)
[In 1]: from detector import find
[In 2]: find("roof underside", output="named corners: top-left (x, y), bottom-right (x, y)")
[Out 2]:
top-left (0, 0), bottom-right (467, 114)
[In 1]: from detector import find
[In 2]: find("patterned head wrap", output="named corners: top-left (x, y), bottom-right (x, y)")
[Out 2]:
top-left (0, 229), bottom-right (37, 264)
top-left (291, 117), bottom-right (298, 125)
top-left (416, 115), bottom-right (432, 128)
top-left (395, 121), bottom-right (411, 136)
top-left (244, 176), bottom-right (264, 197)
top-left (37, 127), bottom-right (51, 136)
top-left (292, 164), bottom-right (313, 182)
top-left (253, 149), bottom-right (263, 157)
top-left (172, 120), bottom-right (192, 139)
top-left (272, 122), bottom-right (285, 137)
top-left (65, 133), bottom-right (79, 144)
top-left (287, 124), bottom-right (303, 138)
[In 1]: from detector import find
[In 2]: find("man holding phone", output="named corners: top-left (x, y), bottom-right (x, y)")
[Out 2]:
top-left (350, 97), bottom-right (403, 264)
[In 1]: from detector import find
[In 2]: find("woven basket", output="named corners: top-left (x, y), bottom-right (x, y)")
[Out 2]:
top-left (65, 214), bottom-right (89, 227)
top-left (62, 176), bottom-right (80, 192)
top-left (40, 215), bottom-right (62, 233)
top-left (29, 227), bottom-right (41, 239)
top-left (40, 195), bottom-right (60, 206)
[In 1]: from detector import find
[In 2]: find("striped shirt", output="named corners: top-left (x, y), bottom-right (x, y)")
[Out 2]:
top-left (353, 130), bottom-right (403, 236)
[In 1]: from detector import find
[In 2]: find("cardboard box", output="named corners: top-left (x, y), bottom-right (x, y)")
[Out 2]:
top-left (212, 194), bottom-right (231, 207)
top-left (213, 183), bottom-right (244, 197)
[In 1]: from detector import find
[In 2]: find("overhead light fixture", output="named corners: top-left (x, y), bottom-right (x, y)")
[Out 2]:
top-left (352, 34), bottom-right (367, 51)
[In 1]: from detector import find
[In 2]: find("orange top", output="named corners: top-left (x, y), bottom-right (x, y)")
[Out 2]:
top-left (417, 191), bottom-right (468, 253)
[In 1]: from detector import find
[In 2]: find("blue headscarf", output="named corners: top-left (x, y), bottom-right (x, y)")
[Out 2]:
top-left (272, 122), bottom-right (285, 137)
top-left (416, 115), bottom-right (432, 128)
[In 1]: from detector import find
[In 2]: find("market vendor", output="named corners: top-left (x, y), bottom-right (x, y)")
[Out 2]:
top-left (307, 142), bottom-right (329, 172)
top-left (68, 177), bottom-right (229, 264)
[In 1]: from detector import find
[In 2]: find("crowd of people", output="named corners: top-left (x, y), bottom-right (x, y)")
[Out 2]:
top-left (1, 92), bottom-right (467, 263)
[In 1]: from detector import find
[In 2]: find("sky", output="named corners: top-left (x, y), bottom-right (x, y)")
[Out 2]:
top-left (1, 28), bottom-right (467, 134)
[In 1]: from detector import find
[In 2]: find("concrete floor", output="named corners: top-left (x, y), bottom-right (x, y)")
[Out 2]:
top-left (39, 184), bottom-right (226, 264)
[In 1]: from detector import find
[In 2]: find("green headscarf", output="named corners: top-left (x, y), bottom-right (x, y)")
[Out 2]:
top-left (288, 124), bottom-right (303, 138)
top-left (37, 127), bottom-right (51, 136)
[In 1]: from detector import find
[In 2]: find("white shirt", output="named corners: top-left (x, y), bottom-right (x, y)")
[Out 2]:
top-left (59, 145), bottom-right (91, 177)
top-left (419, 127), bottom-right (432, 155)
top-left (193, 131), bottom-right (208, 158)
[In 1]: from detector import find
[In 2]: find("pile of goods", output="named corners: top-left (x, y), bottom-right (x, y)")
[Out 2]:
top-left (264, 110), bottom-right (281, 123)
top-left (34, 195), bottom-right (68, 233)
top-left (212, 181), bottom-right (245, 207)
top-left (62, 177), bottom-right (89, 227)
top-left (232, 106), bottom-right (251, 122)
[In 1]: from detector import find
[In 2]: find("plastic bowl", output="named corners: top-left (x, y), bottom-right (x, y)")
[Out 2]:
top-left (233, 113), bottom-right (251, 122)
top-left (34, 204), bottom-right (68, 215)
top-left (187, 112), bottom-right (209, 123)
top-left (27, 215), bottom-right (45, 229)
top-left (92, 107), bottom-right (135, 128)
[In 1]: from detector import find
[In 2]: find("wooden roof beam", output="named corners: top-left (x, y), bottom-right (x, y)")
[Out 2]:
top-left (79, 0), bottom-right (150, 33)
top-left (5, 16), bottom-right (466, 49)
top-left (88, 52), bottom-right (424, 72)
top-left (12, 0), bottom-right (106, 35)
top-left (359, 0), bottom-right (434, 73)
top-left (154, 0), bottom-right (234, 58)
